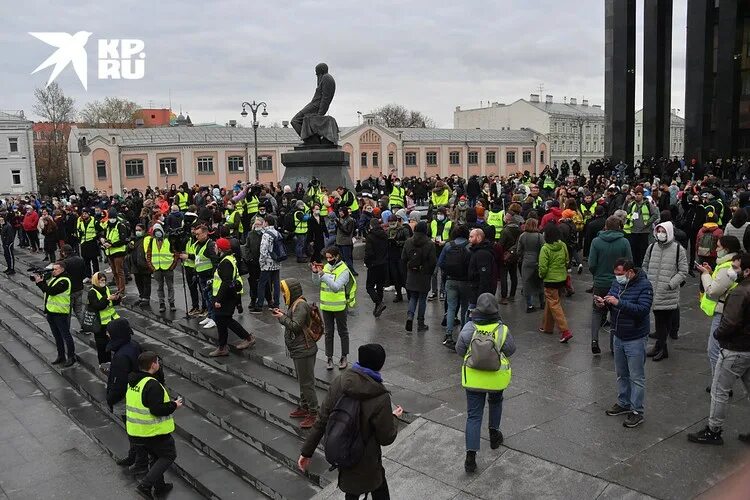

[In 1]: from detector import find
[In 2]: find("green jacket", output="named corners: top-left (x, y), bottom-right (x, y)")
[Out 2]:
top-left (538, 240), bottom-right (569, 284)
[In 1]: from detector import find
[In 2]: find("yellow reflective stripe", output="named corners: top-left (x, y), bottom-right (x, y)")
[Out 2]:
top-left (126, 415), bottom-right (174, 425)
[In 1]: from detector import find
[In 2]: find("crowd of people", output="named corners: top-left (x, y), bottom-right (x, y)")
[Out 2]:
top-left (5, 155), bottom-right (750, 498)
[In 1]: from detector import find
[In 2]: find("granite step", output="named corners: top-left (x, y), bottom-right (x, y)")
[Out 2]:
top-left (0, 294), bottom-right (321, 499)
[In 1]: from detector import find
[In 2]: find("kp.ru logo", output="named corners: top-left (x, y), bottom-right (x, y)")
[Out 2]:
top-left (30, 31), bottom-right (146, 90)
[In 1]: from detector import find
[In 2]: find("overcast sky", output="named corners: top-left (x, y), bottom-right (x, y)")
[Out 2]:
top-left (2, 0), bottom-right (687, 128)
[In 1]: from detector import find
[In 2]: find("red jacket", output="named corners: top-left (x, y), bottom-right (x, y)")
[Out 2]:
top-left (540, 207), bottom-right (562, 229)
top-left (22, 211), bottom-right (39, 232)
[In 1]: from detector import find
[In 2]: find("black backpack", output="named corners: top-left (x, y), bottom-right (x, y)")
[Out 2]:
top-left (406, 246), bottom-right (423, 272)
top-left (324, 395), bottom-right (365, 470)
top-left (441, 241), bottom-right (470, 279)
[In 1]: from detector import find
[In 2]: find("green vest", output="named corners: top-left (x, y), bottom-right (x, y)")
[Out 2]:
top-left (543, 177), bottom-right (555, 189)
top-left (150, 238), bottom-right (173, 271)
top-left (320, 262), bottom-right (357, 312)
top-left (531, 197), bottom-right (542, 209)
top-left (45, 276), bottom-right (71, 314)
top-left (194, 240), bottom-right (214, 273)
top-left (184, 237), bottom-right (196, 269)
top-left (430, 220), bottom-right (453, 241)
top-left (700, 261), bottom-right (738, 316)
top-left (431, 190), bottom-right (449, 207)
top-left (486, 210), bottom-right (505, 236)
top-left (212, 254), bottom-right (243, 296)
top-left (461, 323), bottom-right (511, 392)
top-left (235, 198), bottom-right (246, 215)
top-left (225, 209), bottom-right (243, 234)
top-left (105, 224), bottom-right (126, 256)
top-left (247, 196), bottom-right (259, 215)
top-left (294, 210), bottom-right (308, 235)
top-left (176, 191), bottom-right (189, 211)
top-left (78, 217), bottom-right (97, 243)
top-left (623, 203), bottom-right (651, 234)
top-left (93, 286), bottom-right (120, 325)
top-left (389, 186), bottom-right (405, 208)
top-left (125, 376), bottom-right (175, 437)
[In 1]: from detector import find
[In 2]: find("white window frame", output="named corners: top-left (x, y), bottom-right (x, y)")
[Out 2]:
top-left (125, 159), bottom-right (144, 178)
top-left (197, 156), bottom-right (214, 173)
top-left (227, 156), bottom-right (244, 172)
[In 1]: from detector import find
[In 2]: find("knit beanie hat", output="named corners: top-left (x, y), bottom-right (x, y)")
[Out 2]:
top-left (216, 237), bottom-right (231, 252)
top-left (358, 343), bottom-right (386, 371)
top-left (415, 221), bottom-right (428, 234)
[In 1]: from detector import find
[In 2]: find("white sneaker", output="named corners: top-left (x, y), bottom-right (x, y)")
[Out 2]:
top-left (384, 286), bottom-right (395, 292)
top-left (199, 317), bottom-right (210, 325)
top-left (202, 319), bottom-right (216, 329)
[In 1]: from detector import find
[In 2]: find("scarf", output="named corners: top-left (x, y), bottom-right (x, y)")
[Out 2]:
top-left (352, 362), bottom-right (382, 383)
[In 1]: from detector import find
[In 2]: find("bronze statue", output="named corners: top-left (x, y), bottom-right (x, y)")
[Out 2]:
top-left (291, 63), bottom-right (338, 146)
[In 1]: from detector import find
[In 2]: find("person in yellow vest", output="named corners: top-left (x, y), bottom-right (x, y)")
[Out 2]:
top-left (485, 202), bottom-right (505, 241)
top-left (696, 235), bottom-right (741, 381)
top-left (224, 201), bottom-right (243, 239)
top-left (293, 200), bottom-right (311, 263)
top-left (312, 246), bottom-right (356, 371)
top-left (430, 181), bottom-right (451, 211)
top-left (100, 207), bottom-right (128, 296)
top-left (455, 293), bottom-right (515, 473)
top-left (175, 185), bottom-right (190, 211)
top-left (178, 226), bottom-right (204, 316)
top-left (127, 351), bottom-right (182, 498)
top-left (77, 209), bottom-right (100, 280)
top-left (88, 271), bottom-right (121, 368)
top-left (128, 224), bottom-right (153, 306)
top-left (429, 208), bottom-right (452, 301)
top-left (388, 178), bottom-right (406, 210)
top-left (34, 260), bottom-right (76, 367)
top-left (146, 223), bottom-right (178, 313)
top-left (337, 185), bottom-right (359, 219)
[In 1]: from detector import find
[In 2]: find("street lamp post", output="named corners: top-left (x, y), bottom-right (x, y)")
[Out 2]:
top-left (575, 116), bottom-right (585, 166)
top-left (240, 100), bottom-right (268, 183)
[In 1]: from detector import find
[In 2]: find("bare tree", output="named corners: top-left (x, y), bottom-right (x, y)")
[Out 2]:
top-left (370, 104), bottom-right (436, 128)
top-left (32, 82), bottom-right (76, 194)
top-left (80, 97), bottom-right (140, 127)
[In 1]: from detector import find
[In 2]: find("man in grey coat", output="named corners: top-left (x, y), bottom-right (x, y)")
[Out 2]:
top-left (642, 221), bottom-right (688, 361)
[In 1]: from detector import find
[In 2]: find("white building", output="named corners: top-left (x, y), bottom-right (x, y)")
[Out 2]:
top-left (455, 95), bottom-right (606, 166)
top-left (0, 110), bottom-right (37, 194)
top-left (634, 109), bottom-right (685, 161)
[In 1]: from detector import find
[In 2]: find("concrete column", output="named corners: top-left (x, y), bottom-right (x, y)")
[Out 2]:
top-left (217, 149), bottom-right (227, 188)
top-left (684, 0), bottom-right (714, 163)
top-left (643, 0), bottom-right (673, 159)
top-left (480, 146), bottom-right (486, 176)
top-left (147, 151), bottom-right (158, 188)
top-left (605, 0), bottom-right (636, 167)
top-left (462, 144), bottom-right (469, 179)
top-left (440, 144), bottom-right (449, 177)
top-left (715, 0), bottom-right (741, 157)
top-left (419, 146), bottom-right (426, 178)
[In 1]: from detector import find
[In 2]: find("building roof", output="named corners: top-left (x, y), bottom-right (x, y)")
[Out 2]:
top-left (398, 127), bottom-right (539, 143)
top-left (635, 109), bottom-right (685, 125)
top-left (75, 125), bottom-right (301, 146)
top-left (0, 110), bottom-right (31, 123)
top-left (525, 101), bottom-right (605, 118)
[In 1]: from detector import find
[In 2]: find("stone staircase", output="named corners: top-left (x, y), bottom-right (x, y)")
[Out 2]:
top-left (0, 259), bottom-right (341, 499)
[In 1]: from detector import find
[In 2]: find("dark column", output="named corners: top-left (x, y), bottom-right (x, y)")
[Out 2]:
top-left (714, 0), bottom-right (741, 157)
top-left (684, 0), bottom-right (714, 163)
top-left (605, 0), bottom-right (636, 167)
top-left (642, 0), bottom-right (673, 159)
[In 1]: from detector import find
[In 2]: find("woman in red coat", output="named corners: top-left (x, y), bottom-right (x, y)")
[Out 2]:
top-left (22, 206), bottom-right (40, 252)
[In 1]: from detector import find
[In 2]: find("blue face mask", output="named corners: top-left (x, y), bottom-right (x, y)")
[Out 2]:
top-left (615, 275), bottom-right (628, 285)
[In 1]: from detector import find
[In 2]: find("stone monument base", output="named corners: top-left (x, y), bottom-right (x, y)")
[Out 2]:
top-left (280, 146), bottom-right (352, 190)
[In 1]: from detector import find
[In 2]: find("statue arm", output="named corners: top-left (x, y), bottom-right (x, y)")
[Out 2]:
top-left (318, 77), bottom-right (335, 115)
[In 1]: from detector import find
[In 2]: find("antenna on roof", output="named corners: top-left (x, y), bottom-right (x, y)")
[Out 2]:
top-left (168, 89), bottom-right (172, 111)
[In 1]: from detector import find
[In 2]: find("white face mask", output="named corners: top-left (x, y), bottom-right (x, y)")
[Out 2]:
top-left (615, 275), bottom-right (629, 285)
top-left (656, 232), bottom-right (667, 242)
top-left (437, 215), bottom-right (445, 221)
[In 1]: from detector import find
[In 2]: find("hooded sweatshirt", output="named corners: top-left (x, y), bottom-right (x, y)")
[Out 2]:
top-left (642, 221), bottom-right (688, 310)
top-left (538, 240), bottom-right (568, 284)
top-left (278, 278), bottom-right (317, 359)
top-left (106, 319), bottom-right (143, 407)
top-left (364, 224), bottom-right (388, 268)
top-left (589, 230), bottom-right (633, 288)
top-left (455, 293), bottom-right (517, 357)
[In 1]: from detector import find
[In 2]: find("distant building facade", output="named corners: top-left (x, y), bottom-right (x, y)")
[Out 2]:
top-left (0, 110), bottom-right (37, 194)
top-left (454, 95), bottom-right (605, 166)
top-left (634, 109), bottom-right (684, 161)
top-left (68, 120), bottom-right (548, 192)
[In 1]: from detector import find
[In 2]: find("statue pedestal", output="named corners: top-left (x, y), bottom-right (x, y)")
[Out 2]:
top-left (280, 146), bottom-right (353, 190)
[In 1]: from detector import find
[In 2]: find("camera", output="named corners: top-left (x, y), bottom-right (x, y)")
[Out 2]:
top-left (28, 266), bottom-right (53, 282)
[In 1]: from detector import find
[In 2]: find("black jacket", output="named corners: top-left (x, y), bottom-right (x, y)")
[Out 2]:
top-left (127, 370), bottom-right (176, 440)
top-left (468, 240), bottom-right (497, 298)
top-left (1, 221), bottom-right (15, 246)
top-left (105, 318), bottom-right (151, 407)
top-left (364, 225), bottom-right (388, 268)
top-left (36, 272), bottom-right (71, 314)
top-left (63, 255), bottom-right (86, 293)
top-left (714, 279), bottom-right (750, 352)
top-left (213, 254), bottom-right (240, 316)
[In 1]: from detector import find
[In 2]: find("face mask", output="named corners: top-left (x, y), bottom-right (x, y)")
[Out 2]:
top-left (615, 275), bottom-right (629, 285)
top-left (136, 230), bottom-right (144, 237)
top-left (437, 215), bottom-right (445, 221)
top-left (726, 268), bottom-right (738, 282)
top-left (459, 201), bottom-right (466, 207)
top-left (656, 232), bottom-right (667, 242)
top-left (394, 182), bottom-right (401, 187)
top-left (327, 259), bottom-right (336, 266)
top-left (717, 249), bottom-right (727, 258)
top-left (154, 230), bottom-right (164, 239)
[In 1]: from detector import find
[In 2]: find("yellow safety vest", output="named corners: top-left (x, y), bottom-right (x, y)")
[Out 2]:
top-left (431, 190), bottom-right (449, 207)
top-left (294, 210), bottom-right (308, 235)
top-left (320, 261), bottom-right (357, 312)
top-left (235, 198), bottom-right (246, 215)
top-left (700, 261), bottom-right (738, 316)
top-left (342, 191), bottom-right (359, 213)
top-left (125, 376), bottom-right (175, 438)
top-left (78, 218), bottom-right (97, 243)
top-left (176, 191), bottom-right (189, 211)
top-left (45, 276), bottom-right (71, 314)
top-left (225, 210), bottom-right (244, 234)
top-left (105, 224), bottom-right (127, 256)
top-left (486, 210), bottom-right (505, 236)
top-left (389, 186), bottom-right (405, 209)
top-left (184, 237), bottom-right (196, 269)
top-left (212, 254), bottom-right (243, 296)
top-left (194, 240), bottom-right (214, 273)
top-left (543, 177), bottom-right (555, 189)
top-left (580, 202), bottom-right (597, 221)
top-left (150, 238), bottom-right (173, 271)
top-left (247, 196), bottom-right (259, 215)
top-left (623, 202), bottom-right (652, 234)
top-left (461, 323), bottom-right (511, 392)
top-left (430, 220), bottom-right (453, 241)
top-left (93, 286), bottom-right (120, 325)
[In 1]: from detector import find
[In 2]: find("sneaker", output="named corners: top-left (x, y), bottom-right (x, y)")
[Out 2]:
top-left (234, 338), bottom-right (255, 350)
top-left (104, 267), bottom-right (112, 273)
top-left (153, 483), bottom-right (174, 496)
top-left (300, 414), bottom-right (317, 429)
top-left (417, 323), bottom-right (429, 332)
top-left (669, 331), bottom-right (679, 340)
top-left (202, 319), bottom-right (216, 329)
top-left (464, 451), bottom-right (477, 473)
top-left (405, 318), bottom-right (413, 332)
top-left (623, 412), bottom-right (644, 428)
top-left (169, 303), bottom-right (177, 312)
top-left (196, 308), bottom-right (208, 317)
top-left (129, 463), bottom-right (149, 476)
top-left (99, 362), bottom-right (111, 375)
top-left (115, 455), bottom-right (135, 467)
top-left (207, 346), bottom-right (229, 357)
top-left (7, 269), bottom-right (15, 276)
top-left (249, 307), bottom-right (263, 314)
top-left (384, 285), bottom-right (395, 292)
top-left (62, 357), bottom-right (76, 368)
top-left (591, 340), bottom-right (601, 355)
top-left (526, 306), bottom-right (535, 313)
top-left (439, 291), bottom-right (446, 301)
top-left (489, 429), bottom-right (503, 449)
top-left (135, 483), bottom-right (152, 498)
top-left (687, 426), bottom-right (724, 445)
top-left (51, 356), bottom-right (65, 365)
top-left (187, 307), bottom-right (200, 317)
top-left (338, 356), bottom-right (348, 369)
top-left (442, 335), bottom-right (453, 346)
top-left (158, 303), bottom-right (166, 312)
top-left (326, 358), bottom-right (334, 370)
top-left (605, 403), bottom-right (631, 416)
top-left (373, 303), bottom-right (387, 318)
top-left (559, 330), bottom-right (573, 343)
top-left (577, 263), bottom-right (584, 274)
top-left (289, 407), bottom-right (308, 419)
top-left (428, 292), bottom-right (437, 301)
top-left (199, 317), bottom-right (210, 325)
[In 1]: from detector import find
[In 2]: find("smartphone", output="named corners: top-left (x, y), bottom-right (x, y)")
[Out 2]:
top-left (694, 262), bottom-right (703, 269)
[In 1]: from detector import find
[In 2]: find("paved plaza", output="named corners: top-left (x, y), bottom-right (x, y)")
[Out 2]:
top-left (2, 251), bottom-right (749, 499)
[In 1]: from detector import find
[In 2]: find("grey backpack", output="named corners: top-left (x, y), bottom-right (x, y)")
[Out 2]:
top-left (465, 325), bottom-right (502, 371)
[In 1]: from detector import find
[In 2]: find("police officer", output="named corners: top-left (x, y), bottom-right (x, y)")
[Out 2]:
top-left (34, 261), bottom-right (76, 367)
top-left (127, 351), bottom-right (182, 498)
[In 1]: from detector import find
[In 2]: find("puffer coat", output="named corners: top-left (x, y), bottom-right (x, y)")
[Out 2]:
top-left (642, 222), bottom-right (688, 310)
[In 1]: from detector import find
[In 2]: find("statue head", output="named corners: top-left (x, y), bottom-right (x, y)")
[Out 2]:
top-left (315, 63), bottom-right (329, 76)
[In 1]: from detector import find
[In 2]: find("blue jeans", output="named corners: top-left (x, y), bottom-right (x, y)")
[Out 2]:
top-left (295, 234), bottom-right (306, 259)
top-left (446, 280), bottom-right (470, 337)
top-left (708, 313), bottom-right (722, 377)
top-left (338, 244), bottom-right (356, 273)
top-left (613, 335), bottom-right (647, 414)
top-left (47, 313), bottom-right (74, 359)
top-left (407, 291), bottom-right (427, 322)
top-left (465, 390), bottom-right (503, 451)
top-left (257, 269), bottom-right (280, 307)
top-left (198, 274), bottom-right (214, 319)
top-left (525, 292), bottom-right (545, 308)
